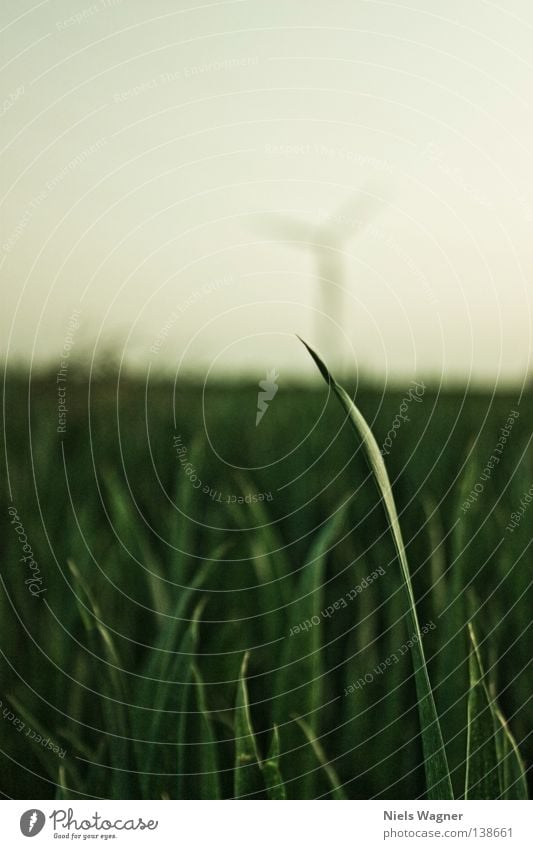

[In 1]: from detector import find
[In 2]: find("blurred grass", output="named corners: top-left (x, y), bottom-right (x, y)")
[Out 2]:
top-left (0, 370), bottom-right (531, 799)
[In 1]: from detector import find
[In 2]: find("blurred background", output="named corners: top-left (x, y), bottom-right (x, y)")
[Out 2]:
top-left (1, 0), bottom-right (532, 384)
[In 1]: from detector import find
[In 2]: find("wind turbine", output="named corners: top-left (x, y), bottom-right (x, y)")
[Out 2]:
top-left (257, 188), bottom-right (383, 375)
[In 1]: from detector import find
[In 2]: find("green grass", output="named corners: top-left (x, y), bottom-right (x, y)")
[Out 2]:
top-left (300, 339), bottom-right (453, 798)
top-left (465, 623), bottom-right (527, 800)
top-left (1, 367), bottom-right (531, 799)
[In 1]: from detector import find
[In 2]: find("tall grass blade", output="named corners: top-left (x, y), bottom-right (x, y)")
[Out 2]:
top-left (295, 717), bottom-right (346, 799)
top-left (435, 454), bottom-right (475, 796)
top-left (494, 706), bottom-right (528, 800)
top-left (176, 664), bottom-right (221, 800)
top-left (234, 652), bottom-right (265, 799)
top-left (143, 599), bottom-right (205, 797)
top-left (56, 765), bottom-right (69, 801)
top-left (104, 473), bottom-right (167, 615)
top-left (233, 483), bottom-right (292, 611)
top-left (276, 502), bottom-right (349, 797)
top-left (300, 338), bottom-right (453, 800)
top-left (67, 558), bottom-right (132, 797)
top-left (465, 623), bottom-right (501, 799)
top-left (7, 695), bottom-right (70, 783)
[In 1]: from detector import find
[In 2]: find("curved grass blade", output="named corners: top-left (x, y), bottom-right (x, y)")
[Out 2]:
top-left (7, 694), bottom-right (72, 783)
top-left (421, 494), bottom-right (447, 618)
top-left (295, 717), bottom-right (345, 799)
top-left (232, 478), bottom-right (293, 612)
top-left (260, 725), bottom-right (287, 800)
top-left (67, 559), bottom-right (123, 678)
top-left (176, 664), bottom-right (221, 800)
top-left (56, 765), bottom-right (69, 801)
top-left (276, 502), bottom-right (349, 797)
top-left (234, 652), bottom-right (265, 799)
top-left (170, 435), bottom-right (206, 574)
top-left (494, 706), bottom-right (528, 800)
top-left (278, 501), bottom-right (350, 723)
top-left (144, 572), bottom-right (205, 685)
top-left (300, 338), bottom-right (453, 800)
top-left (104, 472), bottom-right (167, 615)
top-left (465, 623), bottom-right (501, 799)
top-left (143, 599), bottom-right (206, 797)
top-left (67, 558), bottom-right (132, 797)
top-left (142, 544), bottom-right (226, 688)
top-left (435, 453), bottom-right (477, 795)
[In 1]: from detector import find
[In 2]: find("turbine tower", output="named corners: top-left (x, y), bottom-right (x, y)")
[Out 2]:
top-left (258, 189), bottom-right (382, 375)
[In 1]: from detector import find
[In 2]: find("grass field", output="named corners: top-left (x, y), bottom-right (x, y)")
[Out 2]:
top-left (1, 364), bottom-right (531, 799)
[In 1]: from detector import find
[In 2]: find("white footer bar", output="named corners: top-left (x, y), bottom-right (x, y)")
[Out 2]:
top-left (1, 799), bottom-right (531, 848)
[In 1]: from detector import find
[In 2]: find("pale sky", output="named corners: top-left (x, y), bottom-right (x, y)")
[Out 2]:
top-left (2, 0), bottom-right (533, 383)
